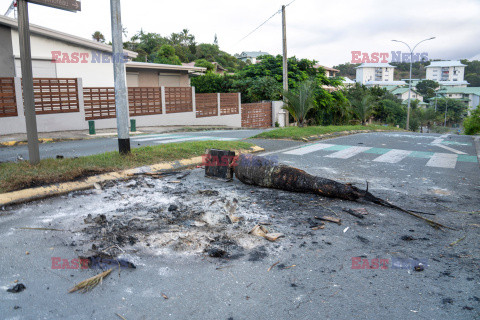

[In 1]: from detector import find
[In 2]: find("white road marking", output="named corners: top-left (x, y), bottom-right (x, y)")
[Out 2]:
top-left (426, 153), bottom-right (458, 168)
top-left (373, 149), bottom-right (412, 163)
top-left (132, 135), bottom-right (183, 142)
top-left (154, 136), bottom-right (237, 144)
top-left (432, 143), bottom-right (467, 155)
top-left (283, 143), bottom-right (335, 155)
top-left (325, 146), bottom-right (371, 159)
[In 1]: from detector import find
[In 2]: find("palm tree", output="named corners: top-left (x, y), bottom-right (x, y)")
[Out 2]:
top-left (350, 95), bottom-right (374, 125)
top-left (92, 31), bottom-right (105, 43)
top-left (282, 80), bottom-right (317, 127)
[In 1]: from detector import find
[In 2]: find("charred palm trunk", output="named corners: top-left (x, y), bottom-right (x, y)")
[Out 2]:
top-left (234, 154), bottom-right (371, 201)
top-left (233, 154), bottom-right (451, 230)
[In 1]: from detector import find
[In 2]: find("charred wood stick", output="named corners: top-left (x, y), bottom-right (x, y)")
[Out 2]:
top-left (406, 209), bottom-right (436, 216)
top-left (315, 216), bottom-right (342, 225)
top-left (342, 208), bottom-right (365, 219)
top-left (234, 154), bottom-right (453, 230)
top-left (360, 192), bottom-right (455, 230)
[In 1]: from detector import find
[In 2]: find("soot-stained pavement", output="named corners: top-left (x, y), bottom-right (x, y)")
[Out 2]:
top-left (0, 167), bottom-right (479, 319)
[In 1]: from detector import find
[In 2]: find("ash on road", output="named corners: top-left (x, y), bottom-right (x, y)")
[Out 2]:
top-left (0, 166), bottom-right (479, 319)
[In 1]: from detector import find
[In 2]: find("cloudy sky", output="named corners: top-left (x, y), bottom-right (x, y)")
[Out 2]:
top-left (3, 0), bottom-right (480, 66)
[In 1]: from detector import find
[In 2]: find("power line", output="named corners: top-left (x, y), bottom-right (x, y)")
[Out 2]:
top-left (236, 0), bottom-right (298, 45)
top-left (285, 0), bottom-right (297, 7)
top-left (236, 9), bottom-right (281, 45)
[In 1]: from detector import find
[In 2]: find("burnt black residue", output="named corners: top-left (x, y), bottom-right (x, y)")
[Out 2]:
top-left (7, 284), bottom-right (26, 293)
top-left (401, 235), bottom-right (416, 241)
top-left (356, 236), bottom-right (370, 244)
top-left (248, 246), bottom-right (268, 261)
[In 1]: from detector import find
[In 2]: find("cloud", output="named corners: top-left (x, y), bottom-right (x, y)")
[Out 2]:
top-left (7, 0), bottom-right (479, 66)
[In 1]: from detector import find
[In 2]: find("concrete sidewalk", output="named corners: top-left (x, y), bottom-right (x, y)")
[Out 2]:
top-left (0, 125), bottom-right (245, 146)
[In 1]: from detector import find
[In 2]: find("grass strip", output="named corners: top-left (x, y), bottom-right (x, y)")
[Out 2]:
top-left (0, 140), bottom-right (254, 193)
top-left (252, 125), bottom-right (404, 140)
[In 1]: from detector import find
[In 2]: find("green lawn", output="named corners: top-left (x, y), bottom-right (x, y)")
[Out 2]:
top-left (252, 125), bottom-right (404, 140)
top-left (0, 140), bottom-right (254, 193)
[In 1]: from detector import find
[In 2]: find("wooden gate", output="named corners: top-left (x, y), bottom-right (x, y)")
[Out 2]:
top-left (0, 78), bottom-right (17, 117)
top-left (241, 102), bottom-right (272, 128)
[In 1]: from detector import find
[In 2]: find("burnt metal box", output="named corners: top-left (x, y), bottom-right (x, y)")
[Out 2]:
top-left (204, 149), bottom-right (236, 181)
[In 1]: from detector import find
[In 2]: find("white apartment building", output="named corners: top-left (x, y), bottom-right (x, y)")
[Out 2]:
top-left (355, 63), bottom-right (406, 87)
top-left (426, 60), bottom-right (468, 87)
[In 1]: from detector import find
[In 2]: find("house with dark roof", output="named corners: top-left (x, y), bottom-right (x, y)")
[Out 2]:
top-left (314, 64), bottom-right (339, 77)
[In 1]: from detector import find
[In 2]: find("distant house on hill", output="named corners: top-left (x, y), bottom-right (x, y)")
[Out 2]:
top-left (390, 87), bottom-right (424, 102)
top-left (341, 77), bottom-right (355, 87)
top-left (314, 64), bottom-right (339, 77)
top-left (212, 62), bottom-right (227, 75)
top-left (236, 51), bottom-right (271, 64)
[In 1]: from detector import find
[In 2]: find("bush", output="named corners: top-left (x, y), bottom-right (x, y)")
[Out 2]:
top-left (463, 107), bottom-right (480, 135)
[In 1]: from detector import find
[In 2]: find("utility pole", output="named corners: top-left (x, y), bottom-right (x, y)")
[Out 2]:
top-left (17, 0), bottom-right (40, 164)
top-left (282, 5), bottom-right (288, 125)
top-left (110, 0), bottom-right (130, 154)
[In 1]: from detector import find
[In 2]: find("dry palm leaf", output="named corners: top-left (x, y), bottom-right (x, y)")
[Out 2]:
top-left (68, 269), bottom-right (112, 293)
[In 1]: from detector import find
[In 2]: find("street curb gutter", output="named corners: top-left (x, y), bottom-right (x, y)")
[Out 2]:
top-left (0, 146), bottom-right (264, 207)
top-left (0, 138), bottom-right (54, 147)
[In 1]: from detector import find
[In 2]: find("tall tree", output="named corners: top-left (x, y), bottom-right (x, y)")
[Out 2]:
top-left (92, 31), bottom-right (105, 43)
top-left (416, 80), bottom-right (439, 102)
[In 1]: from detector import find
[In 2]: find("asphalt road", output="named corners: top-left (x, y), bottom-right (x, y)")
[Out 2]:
top-left (0, 132), bottom-right (479, 319)
top-left (0, 129), bottom-right (268, 162)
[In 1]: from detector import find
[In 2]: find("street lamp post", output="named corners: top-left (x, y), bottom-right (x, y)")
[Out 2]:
top-left (392, 37), bottom-right (435, 130)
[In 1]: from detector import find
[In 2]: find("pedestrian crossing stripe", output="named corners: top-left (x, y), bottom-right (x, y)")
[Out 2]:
top-left (283, 143), bottom-right (478, 164)
top-left (373, 149), bottom-right (412, 163)
top-left (426, 153), bottom-right (457, 168)
top-left (439, 141), bottom-right (471, 146)
top-left (325, 146), bottom-right (372, 159)
top-left (457, 154), bottom-right (479, 163)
